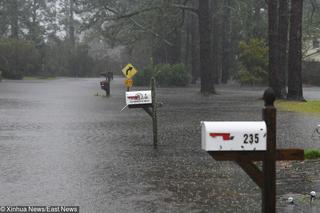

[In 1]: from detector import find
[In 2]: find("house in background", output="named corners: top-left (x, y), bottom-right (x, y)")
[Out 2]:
top-left (304, 38), bottom-right (320, 62)
top-left (302, 38), bottom-right (320, 86)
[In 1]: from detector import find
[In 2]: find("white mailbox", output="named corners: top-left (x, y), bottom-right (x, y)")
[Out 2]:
top-left (201, 121), bottom-right (267, 151)
top-left (126, 90), bottom-right (152, 106)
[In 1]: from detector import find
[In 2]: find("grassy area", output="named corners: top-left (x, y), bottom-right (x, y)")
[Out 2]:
top-left (275, 100), bottom-right (320, 115)
top-left (23, 76), bottom-right (56, 80)
top-left (304, 149), bottom-right (320, 159)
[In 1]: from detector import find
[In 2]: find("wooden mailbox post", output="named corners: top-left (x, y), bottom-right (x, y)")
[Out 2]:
top-left (204, 88), bottom-right (304, 213)
top-left (100, 72), bottom-right (112, 96)
top-left (126, 78), bottom-right (158, 148)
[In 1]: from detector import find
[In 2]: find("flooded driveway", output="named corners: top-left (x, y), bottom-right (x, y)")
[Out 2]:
top-left (0, 78), bottom-right (319, 212)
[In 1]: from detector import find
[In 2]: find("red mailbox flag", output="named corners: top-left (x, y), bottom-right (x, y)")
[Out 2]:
top-left (209, 133), bottom-right (234, 141)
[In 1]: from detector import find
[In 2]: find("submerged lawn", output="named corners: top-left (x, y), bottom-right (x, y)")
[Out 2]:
top-left (276, 100), bottom-right (320, 115)
top-left (23, 76), bottom-right (56, 80)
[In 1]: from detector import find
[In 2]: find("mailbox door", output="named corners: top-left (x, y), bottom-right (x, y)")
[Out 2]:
top-left (201, 121), bottom-right (267, 151)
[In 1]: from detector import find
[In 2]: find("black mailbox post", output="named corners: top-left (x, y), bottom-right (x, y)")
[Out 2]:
top-left (107, 72), bottom-right (113, 80)
top-left (100, 80), bottom-right (110, 96)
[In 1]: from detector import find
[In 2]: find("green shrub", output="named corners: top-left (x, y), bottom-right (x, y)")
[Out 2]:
top-left (0, 38), bottom-right (40, 79)
top-left (134, 63), bottom-right (190, 87)
top-left (155, 64), bottom-right (172, 86)
top-left (2, 70), bottom-right (23, 80)
top-left (0, 70), bottom-right (2, 81)
top-left (304, 149), bottom-right (320, 159)
top-left (236, 38), bottom-right (268, 85)
top-left (134, 64), bottom-right (154, 86)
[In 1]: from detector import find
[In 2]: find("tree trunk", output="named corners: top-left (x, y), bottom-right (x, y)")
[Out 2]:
top-left (184, 16), bottom-right (191, 67)
top-left (9, 0), bottom-right (19, 39)
top-left (190, 1), bottom-right (199, 84)
top-left (68, 0), bottom-right (76, 76)
top-left (252, 0), bottom-right (265, 38)
top-left (152, 43), bottom-right (167, 64)
top-left (199, 0), bottom-right (215, 94)
top-left (211, 0), bottom-right (222, 83)
top-left (221, 0), bottom-right (232, 84)
top-left (268, 0), bottom-right (283, 98)
top-left (69, 0), bottom-right (75, 47)
top-left (168, 29), bottom-right (182, 64)
top-left (287, 0), bottom-right (304, 100)
top-left (278, 0), bottom-right (289, 98)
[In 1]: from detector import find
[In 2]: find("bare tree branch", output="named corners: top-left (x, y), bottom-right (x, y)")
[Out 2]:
top-left (128, 17), bottom-right (173, 46)
top-left (116, 7), bottom-right (162, 19)
top-left (103, 5), bottom-right (173, 46)
top-left (102, 0), bottom-right (198, 46)
top-left (172, 4), bottom-right (198, 14)
top-left (104, 5), bottom-right (118, 15)
top-left (166, 0), bottom-right (189, 36)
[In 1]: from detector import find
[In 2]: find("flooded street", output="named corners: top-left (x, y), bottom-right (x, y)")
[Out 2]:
top-left (0, 78), bottom-right (320, 213)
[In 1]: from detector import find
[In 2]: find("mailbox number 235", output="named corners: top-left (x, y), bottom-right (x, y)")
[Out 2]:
top-left (243, 134), bottom-right (259, 144)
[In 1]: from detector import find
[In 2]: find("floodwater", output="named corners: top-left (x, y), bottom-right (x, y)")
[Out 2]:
top-left (0, 77), bottom-right (319, 213)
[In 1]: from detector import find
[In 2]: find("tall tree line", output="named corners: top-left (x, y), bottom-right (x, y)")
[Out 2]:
top-left (0, 0), bottom-right (103, 78)
top-left (0, 0), bottom-right (315, 100)
top-left (268, 0), bottom-right (304, 100)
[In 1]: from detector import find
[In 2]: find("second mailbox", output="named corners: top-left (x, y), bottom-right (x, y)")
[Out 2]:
top-left (126, 90), bottom-right (152, 107)
top-left (201, 121), bottom-right (267, 151)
